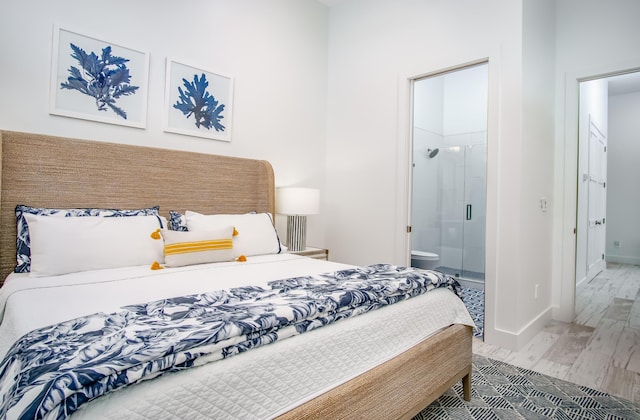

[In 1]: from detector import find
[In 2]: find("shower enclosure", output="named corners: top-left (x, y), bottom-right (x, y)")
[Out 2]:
top-left (411, 63), bottom-right (487, 288)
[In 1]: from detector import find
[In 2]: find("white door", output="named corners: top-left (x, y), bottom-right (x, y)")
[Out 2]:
top-left (586, 116), bottom-right (607, 281)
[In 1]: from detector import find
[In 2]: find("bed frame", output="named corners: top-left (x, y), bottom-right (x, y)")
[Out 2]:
top-left (0, 130), bottom-right (471, 418)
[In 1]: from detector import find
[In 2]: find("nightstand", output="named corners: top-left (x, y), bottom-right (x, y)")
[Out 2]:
top-left (290, 247), bottom-right (329, 261)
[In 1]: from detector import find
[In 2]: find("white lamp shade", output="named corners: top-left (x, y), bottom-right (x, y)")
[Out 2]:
top-left (276, 187), bottom-right (320, 215)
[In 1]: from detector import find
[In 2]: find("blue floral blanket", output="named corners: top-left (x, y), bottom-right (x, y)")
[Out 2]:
top-left (0, 264), bottom-right (460, 420)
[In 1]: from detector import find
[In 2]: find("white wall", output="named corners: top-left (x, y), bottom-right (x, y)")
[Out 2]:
top-left (443, 65), bottom-right (488, 136)
top-left (325, 0), bottom-right (558, 349)
top-left (553, 0), bottom-right (640, 321)
top-left (414, 77), bottom-right (444, 135)
top-left (606, 91), bottom-right (640, 264)
top-left (0, 0), bottom-right (329, 247)
top-left (508, 0), bottom-right (556, 345)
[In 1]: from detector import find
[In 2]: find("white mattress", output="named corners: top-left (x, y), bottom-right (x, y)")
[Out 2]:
top-left (0, 254), bottom-right (475, 419)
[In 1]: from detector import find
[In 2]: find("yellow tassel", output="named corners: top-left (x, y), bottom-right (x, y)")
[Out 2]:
top-left (236, 255), bottom-right (247, 262)
top-left (151, 228), bottom-right (162, 240)
top-left (233, 227), bottom-right (239, 237)
top-left (150, 261), bottom-right (164, 270)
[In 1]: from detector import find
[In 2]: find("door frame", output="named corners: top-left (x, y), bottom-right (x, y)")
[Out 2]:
top-left (409, 64), bottom-right (488, 281)
top-left (556, 63), bottom-right (640, 323)
top-left (395, 56), bottom-right (497, 341)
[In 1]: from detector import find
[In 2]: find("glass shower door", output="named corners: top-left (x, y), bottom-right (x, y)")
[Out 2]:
top-left (462, 144), bottom-right (486, 282)
top-left (438, 147), bottom-right (465, 277)
top-left (438, 144), bottom-right (486, 283)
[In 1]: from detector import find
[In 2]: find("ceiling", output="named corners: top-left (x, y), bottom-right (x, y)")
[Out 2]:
top-left (608, 72), bottom-right (640, 96)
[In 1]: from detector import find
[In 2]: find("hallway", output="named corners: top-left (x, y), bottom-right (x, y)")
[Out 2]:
top-left (473, 263), bottom-right (640, 403)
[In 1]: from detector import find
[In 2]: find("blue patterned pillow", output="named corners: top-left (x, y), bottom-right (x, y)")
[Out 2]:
top-left (169, 210), bottom-right (188, 232)
top-left (15, 205), bottom-right (161, 273)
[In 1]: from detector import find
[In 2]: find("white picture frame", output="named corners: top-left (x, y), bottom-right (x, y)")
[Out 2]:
top-left (164, 59), bottom-right (234, 142)
top-left (49, 26), bottom-right (149, 129)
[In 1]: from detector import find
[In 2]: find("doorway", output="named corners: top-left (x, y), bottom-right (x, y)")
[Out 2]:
top-left (410, 62), bottom-right (488, 338)
top-left (410, 62), bottom-right (488, 288)
top-left (575, 71), bottom-right (640, 298)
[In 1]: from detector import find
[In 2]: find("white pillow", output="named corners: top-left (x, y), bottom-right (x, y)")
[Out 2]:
top-left (25, 214), bottom-right (164, 276)
top-left (163, 227), bottom-right (235, 267)
top-left (185, 211), bottom-right (281, 257)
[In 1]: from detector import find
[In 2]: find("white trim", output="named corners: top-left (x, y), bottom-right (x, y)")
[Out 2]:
top-left (606, 255), bottom-right (640, 265)
top-left (394, 73), bottom-right (412, 267)
top-left (556, 60), bottom-right (640, 324)
top-left (486, 306), bottom-right (553, 350)
top-left (395, 54), bottom-right (501, 345)
top-left (575, 275), bottom-right (588, 289)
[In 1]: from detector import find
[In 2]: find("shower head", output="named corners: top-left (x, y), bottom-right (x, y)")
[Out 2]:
top-left (427, 148), bottom-right (439, 159)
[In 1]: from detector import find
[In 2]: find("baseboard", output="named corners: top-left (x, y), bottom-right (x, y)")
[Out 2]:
top-left (484, 306), bottom-right (553, 351)
top-left (606, 255), bottom-right (640, 265)
top-left (575, 275), bottom-right (587, 288)
top-left (551, 304), bottom-right (574, 323)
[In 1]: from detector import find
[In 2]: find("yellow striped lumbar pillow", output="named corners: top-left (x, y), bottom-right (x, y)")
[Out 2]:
top-left (162, 226), bottom-right (235, 267)
top-left (165, 238), bottom-right (233, 255)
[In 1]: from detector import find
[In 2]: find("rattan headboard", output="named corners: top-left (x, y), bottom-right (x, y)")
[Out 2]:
top-left (0, 130), bottom-right (275, 283)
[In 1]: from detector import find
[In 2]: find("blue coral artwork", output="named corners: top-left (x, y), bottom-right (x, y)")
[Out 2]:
top-left (61, 44), bottom-right (138, 120)
top-left (174, 74), bottom-right (226, 132)
top-left (165, 59), bottom-right (234, 142)
top-left (49, 26), bottom-right (149, 129)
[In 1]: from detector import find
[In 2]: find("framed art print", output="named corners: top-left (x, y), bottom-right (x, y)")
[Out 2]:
top-left (49, 26), bottom-right (149, 128)
top-left (164, 59), bottom-right (234, 142)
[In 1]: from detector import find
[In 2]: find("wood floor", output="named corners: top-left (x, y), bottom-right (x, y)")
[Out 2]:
top-left (473, 262), bottom-right (640, 403)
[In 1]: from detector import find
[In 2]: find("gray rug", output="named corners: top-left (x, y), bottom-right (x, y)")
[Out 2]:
top-left (460, 287), bottom-right (484, 339)
top-left (414, 355), bottom-right (640, 419)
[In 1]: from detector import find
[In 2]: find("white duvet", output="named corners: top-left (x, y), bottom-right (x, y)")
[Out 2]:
top-left (0, 254), bottom-right (475, 419)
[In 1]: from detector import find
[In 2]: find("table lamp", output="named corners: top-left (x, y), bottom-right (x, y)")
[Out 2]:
top-left (276, 187), bottom-right (320, 252)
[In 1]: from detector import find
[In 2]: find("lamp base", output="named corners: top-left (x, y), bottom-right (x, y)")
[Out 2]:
top-left (286, 215), bottom-right (307, 252)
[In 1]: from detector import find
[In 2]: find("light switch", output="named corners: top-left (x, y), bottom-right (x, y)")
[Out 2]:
top-left (540, 197), bottom-right (548, 212)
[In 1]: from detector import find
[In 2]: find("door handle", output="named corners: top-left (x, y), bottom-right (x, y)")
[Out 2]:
top-left (466, 204), bottom-right (472, 221)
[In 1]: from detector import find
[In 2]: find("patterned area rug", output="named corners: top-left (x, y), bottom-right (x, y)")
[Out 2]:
top-left (414, 355), bottom-right (640, 419)
top-left (460, 287), bottom-right (484, 339)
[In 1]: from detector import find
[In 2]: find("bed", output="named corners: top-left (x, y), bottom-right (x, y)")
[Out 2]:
top-left (0, 130), bottom-right (474, 419)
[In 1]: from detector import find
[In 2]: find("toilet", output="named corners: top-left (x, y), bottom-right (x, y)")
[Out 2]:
top-left (411, 250), bottom-right (440, 270)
